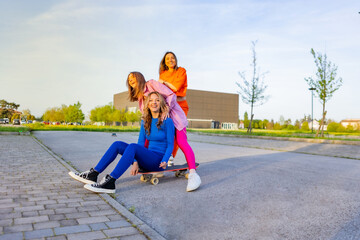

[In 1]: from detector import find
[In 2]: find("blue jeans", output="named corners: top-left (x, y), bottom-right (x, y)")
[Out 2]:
top-left (94, 141), bottom-right (164, 179)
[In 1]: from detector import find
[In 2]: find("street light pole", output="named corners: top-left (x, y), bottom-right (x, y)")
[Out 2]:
top-left (309, 87), bottom-right (316, 133)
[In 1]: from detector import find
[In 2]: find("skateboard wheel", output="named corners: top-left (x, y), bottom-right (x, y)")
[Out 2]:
top-left (150, 178), bottom-right (159, 185)
top-left (140, 175), bottom-right (145, 182)
top-left (185, 173), bottom-right (189, 179)
top-left (175, 171), bottom-right (181, 177)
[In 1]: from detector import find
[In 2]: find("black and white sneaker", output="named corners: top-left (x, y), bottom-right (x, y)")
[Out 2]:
top-left (84, 174), bottom-right (116, 193)
top-left (68, 168), bottom-right (99, 184)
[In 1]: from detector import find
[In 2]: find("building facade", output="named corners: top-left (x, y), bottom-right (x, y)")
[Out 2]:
top-left (113, 89), bottom-right (239, 129)
top-left (340, 119), bottom-right (360, 129)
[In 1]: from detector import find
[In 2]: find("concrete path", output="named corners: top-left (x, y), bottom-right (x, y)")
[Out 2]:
top-left (0, 135), bottom-right (165, 240)
top-left (31, 131), bottom-right (360, 240)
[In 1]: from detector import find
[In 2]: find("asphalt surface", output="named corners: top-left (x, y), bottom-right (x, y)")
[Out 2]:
top-left (33, 131), bottom-right (360, 240)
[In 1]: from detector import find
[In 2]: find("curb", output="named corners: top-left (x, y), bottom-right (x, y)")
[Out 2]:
top-left (0, 131), bottom-right (30, 136)
top-left (32, 136), bottom-right (166, 240)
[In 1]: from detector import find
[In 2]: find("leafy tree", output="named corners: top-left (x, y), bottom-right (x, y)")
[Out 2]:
top-left (286, 125), bottom-right (295, 130)
top-left (305, 48), bottom-right (343, 137)
top-left (63, 102), bottom-right (84, 123)
top-left (90, 104), bottom-right (112, 124)
top-left (21, 109), bottom-right (35, 121)
top-left (126, 111), bottom-right (141, 126)
top-left (11, 114), bottom-right (20, 122)
top-left (0, 99), bottom-right (20, 110)
top-left (236, 41), bottom-right (269, 133)
top-left (243, 111), bottom-right (249, 128)
top-left (90, 106), bottom-right (101, 122)
top-left (327, 122), bottom-right (340, 132)
top-left (266, 119), bottom-right (274, 130)
top-left (273, 122), bottom-right (281, 130)
top-left (43, 107), bottom-right (64, 122)
top-left (346, 124), bottom-right (354, 132)
top-left (111, 109), bottom-right (128, 125)
top-left (301, 121), bottom-right (310, 131)
top-left (90, 103), bottom-right (125, 125)
top-left (111, 109), bottom-right (121, 123)
top-left (0, 99), bottom-right (21, 119)
top-left (262, 119), bottom-right (269, 129)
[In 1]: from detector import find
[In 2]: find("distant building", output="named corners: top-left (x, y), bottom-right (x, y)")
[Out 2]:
top-left (113, 89), bottom-right (239, 129)
top-left (308, 120), bottom-right (327, 131)
top-left (340, 119), bottom-right (360, 129)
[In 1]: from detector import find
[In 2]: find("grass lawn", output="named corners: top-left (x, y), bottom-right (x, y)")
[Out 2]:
top-left (0, 123), bottom-right (139, 133)
top-left (1, 124), bottom-right (359, 141)
top-left (0, 125), bottom-right (29, 133)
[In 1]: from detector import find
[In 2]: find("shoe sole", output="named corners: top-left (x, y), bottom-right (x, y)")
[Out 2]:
top-left (186, 185), bottom-right (200, 192)
top-left (84, 184), bottom-right (116, 194)
top-left (68, 171), bottom-right (96, 185)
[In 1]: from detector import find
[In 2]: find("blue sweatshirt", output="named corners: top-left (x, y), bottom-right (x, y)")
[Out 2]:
top-left (138, 117), bottom-right (175, 163)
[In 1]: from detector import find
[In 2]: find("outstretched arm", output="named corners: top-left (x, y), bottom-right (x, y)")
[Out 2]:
top-left (159, 119), bottom-right (175, 168)
top-left (147, 80), bottom-right (177, 111)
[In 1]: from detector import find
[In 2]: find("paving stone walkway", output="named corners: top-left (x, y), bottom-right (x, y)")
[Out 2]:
top-left (0, 135), bottom-right (157, 240)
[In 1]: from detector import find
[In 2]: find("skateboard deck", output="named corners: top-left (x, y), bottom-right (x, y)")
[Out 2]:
top-left (138, 163), bottom-right (199, 185)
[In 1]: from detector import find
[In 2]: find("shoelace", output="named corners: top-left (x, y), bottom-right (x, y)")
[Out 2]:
top-left (79, 171), bottom-right (89, 178)
top-left (92, 175), bottom-right (110, 187)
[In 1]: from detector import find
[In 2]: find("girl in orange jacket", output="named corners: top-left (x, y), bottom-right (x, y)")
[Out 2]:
top-left (158, 52), bottom-right (190, 166)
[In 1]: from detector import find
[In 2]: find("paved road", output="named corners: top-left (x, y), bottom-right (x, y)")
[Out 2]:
top-left (33, 131), bottom-right (360, 240)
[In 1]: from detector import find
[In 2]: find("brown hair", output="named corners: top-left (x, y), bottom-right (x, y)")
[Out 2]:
top-left (142, 92), bottom-right (169, 135)
top-left (126, 72), bottom-right (146, 102)
top-left (159, 51), bottom-right (178, 74)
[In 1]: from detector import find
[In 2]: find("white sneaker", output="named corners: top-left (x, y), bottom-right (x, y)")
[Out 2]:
top-left (186, 171), bottom-right (201, 192)
top-left (168, 156), bottom-right (174, 167)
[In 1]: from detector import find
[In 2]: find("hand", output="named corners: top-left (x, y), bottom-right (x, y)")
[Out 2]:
top-left (159, 162), bottom-right (167, 169)
top-left (131, 162), bottom-right (139, 176)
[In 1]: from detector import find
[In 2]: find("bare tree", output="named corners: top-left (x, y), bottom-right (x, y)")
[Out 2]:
top-left (304, 48), bottom-right (343, 137)
top-left (236, 41), bottom-right (269, 133)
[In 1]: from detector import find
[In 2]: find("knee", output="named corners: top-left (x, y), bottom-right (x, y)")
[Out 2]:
top-left (110, 141), bottom-right (128, 150)
top-left (128, 143), bottom-right (138, 149)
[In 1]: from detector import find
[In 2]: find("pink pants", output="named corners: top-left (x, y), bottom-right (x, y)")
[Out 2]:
top-left (175, 128), bottom-right (196, 170)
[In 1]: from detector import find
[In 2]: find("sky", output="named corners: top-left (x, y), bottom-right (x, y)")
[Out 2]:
top-left (0, 0), bottom-right (359, 123)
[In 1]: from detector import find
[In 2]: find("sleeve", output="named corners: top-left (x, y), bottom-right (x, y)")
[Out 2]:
top-left (170, 68), bottom-right (187, 92)
top-left (161, 119), bottom-right (175, 163)
top-left (147, 80), bottom-right (177, 112)
top-left (137, 120), bottom-right (146, 154)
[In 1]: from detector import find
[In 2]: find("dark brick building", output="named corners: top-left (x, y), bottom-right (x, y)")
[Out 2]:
top-left (113, 89), bottom-right (239, 129)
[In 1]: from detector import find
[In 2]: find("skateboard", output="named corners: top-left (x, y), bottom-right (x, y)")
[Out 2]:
top-left (138, 163), bottom-right (199, 185)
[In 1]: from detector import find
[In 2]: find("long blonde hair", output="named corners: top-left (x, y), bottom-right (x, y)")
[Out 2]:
top-left (142, 92), bottom-right (169, 135)
top-left (126, 72), bottom-right (146, 102)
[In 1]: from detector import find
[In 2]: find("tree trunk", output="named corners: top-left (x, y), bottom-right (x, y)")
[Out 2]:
top-left (315, 111), bottom-right (327, 138)
top-left (247, 114), bottom-right (254, 133)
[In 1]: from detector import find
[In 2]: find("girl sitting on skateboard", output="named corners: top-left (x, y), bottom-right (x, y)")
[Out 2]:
top-left (69, 92), bottom-right (174, 193)
top-left (127, 71), bottom-right (201, 192)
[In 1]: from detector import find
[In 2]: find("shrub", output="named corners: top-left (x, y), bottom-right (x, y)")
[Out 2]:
top-left (301, 122), bottom-right (310, 131)
top-left (327, 122), bottom-right (340, 132)
top-left (286, 125), bottom-right (295, 130)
